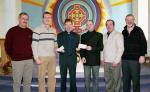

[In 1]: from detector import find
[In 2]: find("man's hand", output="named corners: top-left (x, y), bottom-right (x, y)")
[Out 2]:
top-left (36, 58), bottom-right (42, 65)
top-left (60, 49), bottom-right (65, 53)
top-left (56, 46), bottom-right (65, 53)
top-left (81, 57), bottom-right (86, 63)
top-left (112, 62), bottom-right (120, 68)
top-left (101, 60), bottom-right (105, 66)
top-left (76, 48), bottom-right (81, 52)
top-left (139, 56), bottom-right (145, 64)
top-left (86, 46), bottom-right (92, 51)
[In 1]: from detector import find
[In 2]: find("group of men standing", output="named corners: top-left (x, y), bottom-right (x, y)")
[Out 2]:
top-left (4, 11), bottom-right (147, 92)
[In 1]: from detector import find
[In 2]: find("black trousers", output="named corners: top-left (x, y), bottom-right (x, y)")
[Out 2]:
top-left (59, 56), bottom-right (77, 92)
top-left (122, 60), bottom-right (141, 92)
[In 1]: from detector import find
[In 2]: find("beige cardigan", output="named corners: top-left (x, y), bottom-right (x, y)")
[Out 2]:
top-left (101, 31), bottom-right (124, 64)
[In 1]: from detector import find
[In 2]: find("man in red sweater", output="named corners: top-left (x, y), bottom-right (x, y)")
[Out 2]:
top-left (5, 12), bottom-right (33, 92)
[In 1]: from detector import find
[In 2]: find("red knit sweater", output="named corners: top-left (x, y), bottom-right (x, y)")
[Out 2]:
top-left (5, 26), bottom-right (33, 61)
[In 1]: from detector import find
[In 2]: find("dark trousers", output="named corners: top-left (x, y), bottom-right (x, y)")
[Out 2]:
top-left (59, 56), bottom-right (77, 92)
top-left (122, 60), bottom-right (141, 92)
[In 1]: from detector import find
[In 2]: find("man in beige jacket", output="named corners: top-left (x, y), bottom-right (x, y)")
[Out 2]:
top-left (101, 19), bottom-right (124, 92)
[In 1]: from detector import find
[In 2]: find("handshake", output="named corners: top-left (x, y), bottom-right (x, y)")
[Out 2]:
top-left (56, 44), bottom-right (92, 53)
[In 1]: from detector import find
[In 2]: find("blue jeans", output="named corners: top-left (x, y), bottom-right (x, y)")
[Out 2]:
top-left (84, 65), bottom-right (100, 92)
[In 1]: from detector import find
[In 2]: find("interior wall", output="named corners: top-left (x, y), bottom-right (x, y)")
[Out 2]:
top-left (0, 0), bottom-right (21, 38)
top-left (0, 0), bottom-right (6, 38)
top-left (148, 0), bottom-right (150, 55)
top-left (132, 0), bottom-right (138, 24)
top-left (132, 0), bottom-right (149, 55)
top-left (0, 0), bottom-right (149, 56)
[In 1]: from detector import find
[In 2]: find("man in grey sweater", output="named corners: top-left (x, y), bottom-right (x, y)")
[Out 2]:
top-left (32, 12), bottom-right (57, 92)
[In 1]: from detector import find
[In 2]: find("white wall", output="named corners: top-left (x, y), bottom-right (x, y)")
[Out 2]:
top-left (0, 0), bottom-right (21, 38)
top-left (0, 0), bottom-right (6, 38)
top-left (148, 0), bottom-right (150, 55)
top-left (132, 0), bottom-right (138, 24)
top-left (138, 0), bottom-right (148, 39)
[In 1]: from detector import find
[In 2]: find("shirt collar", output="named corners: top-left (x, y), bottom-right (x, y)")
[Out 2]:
top-left (41, 24), bottom-right (51, 30)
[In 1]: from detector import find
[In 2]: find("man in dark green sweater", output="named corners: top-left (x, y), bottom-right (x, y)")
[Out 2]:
top-left (80, 20), bottom-right (103, 92)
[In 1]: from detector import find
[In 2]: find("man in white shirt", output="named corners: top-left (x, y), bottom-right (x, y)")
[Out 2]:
top-left (101, 19), bottom-right (124, 92)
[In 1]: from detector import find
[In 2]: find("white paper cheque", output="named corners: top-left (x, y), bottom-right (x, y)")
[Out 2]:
top-left (78, 44), bottom-right (87, 49)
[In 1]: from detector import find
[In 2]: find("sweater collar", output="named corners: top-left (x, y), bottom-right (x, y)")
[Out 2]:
top-left (124, 23), bottom-right (136, 30)
top-left (41, 24), bottom-right (52, 30)
top-left (87, 29), bottom-right (96, 33)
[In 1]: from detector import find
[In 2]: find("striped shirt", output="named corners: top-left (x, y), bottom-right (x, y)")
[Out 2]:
top-left (32, 24), bottom-right (57, 59)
